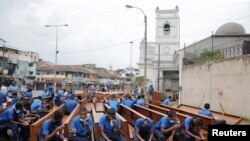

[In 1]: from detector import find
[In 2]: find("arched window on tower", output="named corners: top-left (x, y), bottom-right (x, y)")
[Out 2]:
top-left (163, 24), bottom-right (170, 35)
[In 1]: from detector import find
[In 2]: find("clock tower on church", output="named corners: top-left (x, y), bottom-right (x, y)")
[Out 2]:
top-left (138, 6), bottom-right (180, 94)
top-left (155, 6), bottom-right (180, 57)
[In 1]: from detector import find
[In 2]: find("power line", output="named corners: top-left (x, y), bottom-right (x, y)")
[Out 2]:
top-left (58, 38), bottom-right (142, 55)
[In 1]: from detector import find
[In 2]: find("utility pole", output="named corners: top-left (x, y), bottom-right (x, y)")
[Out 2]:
top-left (157, 45), bottom-right (160, 91)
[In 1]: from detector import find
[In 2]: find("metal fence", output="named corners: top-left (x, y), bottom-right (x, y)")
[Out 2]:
top-left (183, 40), bottom-right (250, 65)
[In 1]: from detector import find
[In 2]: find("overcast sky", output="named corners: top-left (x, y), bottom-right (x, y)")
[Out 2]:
top-left (0, 0), bottom-right (249, 69)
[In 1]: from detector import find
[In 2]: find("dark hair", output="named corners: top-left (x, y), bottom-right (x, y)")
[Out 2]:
top-left (80, 107), bottom-right (87, 113)
top-left (15, 102), bottom-right (23, 109)
top-left (12, 92), bottom-right (17, 96)
top-left (141, 95), bottom-right (145, 99)
top-left (27, 88), bottom-right (32, 92)
top-left (53, 110), bottom-right (63, 120)
top-left (195, 118), bottom-right (203, 126)
top-left (204, 103), bottom-right (210, 110)
top-left (108, 108), bottom-right (116, 116)
top-left (167, 110), bottom-right (176, 117)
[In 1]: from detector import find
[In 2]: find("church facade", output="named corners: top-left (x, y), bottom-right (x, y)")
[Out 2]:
top-left (137, 6), bottom-right (180, 96)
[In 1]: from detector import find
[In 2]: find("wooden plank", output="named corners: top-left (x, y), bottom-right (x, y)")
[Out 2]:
top-left (151, 104), bottom-right (216, 130)
top-left (95, 103), bottom-right (104, 112)
top-left (92, 104), bottom-right (103, 141)
top-left (63, 103), bottom-right (81, 137)
top-left (178, 104), bottom-right (243, 125)
top-left (29, 104), bottom-right (65, 141)
top-left (104, 104), bottom-right (131, 141)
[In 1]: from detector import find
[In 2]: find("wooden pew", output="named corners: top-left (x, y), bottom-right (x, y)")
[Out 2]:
top-left (104, 104), bottom-right (131, 141)
top-left (92, 104), bottom-right (104, 141)
top-left (134, 104), bottom-right (208, 141)
top-left (177, 104), bottom-right (244, 125)
top-left (63, 97), bottom-right (88, 137)
top-left (148, 104), bottom-right (216, 130)
top-left (29, 104), bottom-right (66, 141)
top-left (119, 104), bottom-right (147, 139)
top-left (63, 103), bottom-right (81, 137)
top-left (133, 104), bottom-right (166, 124)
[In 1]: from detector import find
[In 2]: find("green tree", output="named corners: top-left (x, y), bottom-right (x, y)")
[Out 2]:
top-left (197, 50), bottom-right (224, 63)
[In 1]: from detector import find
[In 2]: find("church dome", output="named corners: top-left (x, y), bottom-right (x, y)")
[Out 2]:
top-left (215, 22), bottom-right (246, 35)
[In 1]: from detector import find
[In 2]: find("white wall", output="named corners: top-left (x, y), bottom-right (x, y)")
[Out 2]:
top-left (181, 55), bottom-right (250, 118)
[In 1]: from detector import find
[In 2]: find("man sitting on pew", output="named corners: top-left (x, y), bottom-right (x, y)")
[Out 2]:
top-left (198, 103), bottom-right (226, 125)
top-left (108, 95), bottom-right (119, 112)
top-left (0, 85), bottom-right (7, 108)
top-left (122, 94), bottom-right (135, 108)
top-left (133, 117), bottom-right (155, 141)
top-left (163, 96), bottom-right (172, 106)
top-left (64, 94), bottom-right (77, 115)
top-left (181, 117), bottom-right (205, 141)
top-left (0, 102), bottom-right (29, 141)
top-left (154, 110), bottom-right (180, 141)
top-left (31, 97), bottom-right (50, 117)
top-left (135, 95), bottom-right (145, 107)
top-left (53, 95), bottom-right (64, 108)
top-left (99, 108), bottom-right (125, 141)
top-left (69, 107), bottom-right (93, 141)
top-left (11, 92), bottom-right (19, 106)
top-left (40, 110), bottom-right (66, 141)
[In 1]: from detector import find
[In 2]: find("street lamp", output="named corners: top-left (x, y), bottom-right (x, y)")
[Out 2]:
top-left (129, 41), bottom-right (133, 94)
top-left (126, 4), bottom-right (148, 97)
top-left (45, 24), bottom-right (68, 90)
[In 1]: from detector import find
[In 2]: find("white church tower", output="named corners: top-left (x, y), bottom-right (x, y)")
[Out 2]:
top-left (138, 6), bottom-right (180, 94)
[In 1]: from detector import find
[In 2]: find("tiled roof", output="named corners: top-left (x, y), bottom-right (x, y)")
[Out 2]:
top-left (37, 65), bottom-right (89, 73)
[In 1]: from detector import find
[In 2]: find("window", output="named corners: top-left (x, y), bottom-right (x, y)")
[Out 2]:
top-left (29, 71), bottom-right (33, 75)
top-left (163, 24), bottom-right (170, 35)
top-left (29, 63), bottom-right (33, 67)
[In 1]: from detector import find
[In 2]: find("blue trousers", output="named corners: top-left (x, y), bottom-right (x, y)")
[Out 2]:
top-left (133, 131), bottom-right (156, 141)
top-left (68, 134), bottom-right (90, 141)
top-left (100, 132), bottom-right (125, 141)
top-left (181, 129), bottom-right (201, 141)
top-left (39, 134), bottom-right (63, 141)
top-left (154, 129), bottom-right (180, 141)
top-left (0, 122), bottom-right (22, 141)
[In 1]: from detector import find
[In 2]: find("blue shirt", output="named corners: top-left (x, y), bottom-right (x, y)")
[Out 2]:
top-left (122, 99), bottom-right (134, 108)
top-left (41, 119), bottom-right (62, 135)
top-left (155, 116), bottom-right (177, 130)
top-left (31, 99), bottom-right (43, 112)
top-left (198, 109), bottom-right (213, 118)
top-left (0, 108), bottom-right (18, 122)
top-left (53, 97), bottom-right (63, 107)
top-left (66, 93), bottom-right (74, 100)
top-left (149, 85), bottom-right (154, 96)
top-left (57, 92), bottom-right (64, 99)
top-left (0, 91), bottom-right (7, 107)
top-left (40, 92), bottom-right (49, 99)
top-left (48, 85), bottom-right (54, 95)
top-left (24, 92), bottom-right (33, 98)
top-left (135, 118), bottom-right (154, 138)
top-left (108, 99), bottom-right (119, 112)
top-left (163, 99), bottom-right (171, 105)
top-left (70, 116), bottom-right (93, 136)
top-left (99, 114), bottom-right (121, 134)
top-left (65, 99), bottom-right (77, 113)
top-left (11, 98), bottom-right (18, 105)
top-left (8, 85), bottom-right (18, 94)
top-left (181, 117), bottom-right (194, 131)
top-left (135, 99), bottom-right (145, 106)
